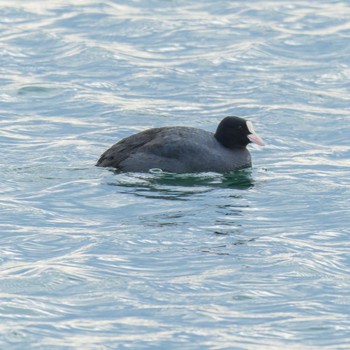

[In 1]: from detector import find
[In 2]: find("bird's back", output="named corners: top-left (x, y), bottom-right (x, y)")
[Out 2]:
top-left (96, 126), bottom-right (251, 173)
top-left (96, 127), bottom-right (164, 168)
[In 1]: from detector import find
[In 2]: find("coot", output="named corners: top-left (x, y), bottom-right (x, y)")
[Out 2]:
top-left (96, 116), bottom-right (265, 173)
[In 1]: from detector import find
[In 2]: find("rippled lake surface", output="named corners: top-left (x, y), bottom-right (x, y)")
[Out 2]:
top-left (1, 1), bottom-right (350, 349)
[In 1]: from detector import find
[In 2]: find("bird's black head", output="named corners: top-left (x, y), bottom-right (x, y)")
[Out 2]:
top-left (214, 116), bottom-right (265, 149)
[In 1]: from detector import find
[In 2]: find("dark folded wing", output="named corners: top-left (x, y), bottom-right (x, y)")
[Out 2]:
top-left (96, 127), bottom-right (164, 167)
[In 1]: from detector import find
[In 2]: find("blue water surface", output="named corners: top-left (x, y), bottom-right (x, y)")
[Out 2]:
top-left (1, 0), bottom-right (350, 349)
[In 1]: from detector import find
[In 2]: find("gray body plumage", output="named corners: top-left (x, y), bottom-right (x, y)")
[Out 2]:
top-left (96, 126), bottom-right (252, 173)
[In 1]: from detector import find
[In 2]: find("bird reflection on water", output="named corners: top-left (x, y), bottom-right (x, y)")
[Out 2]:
top-left (105, 168), bottom-right (254, 200)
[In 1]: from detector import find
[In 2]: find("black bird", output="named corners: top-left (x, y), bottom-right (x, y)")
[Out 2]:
top-left (96, 116), bottom-right (265, 173)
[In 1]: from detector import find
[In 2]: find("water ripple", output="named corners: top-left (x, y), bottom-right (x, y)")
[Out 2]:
top-left (1, 0), bottom-right (350, 349)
